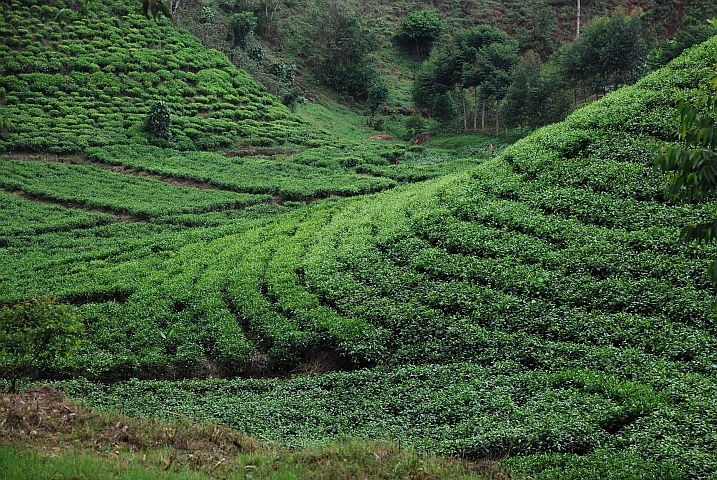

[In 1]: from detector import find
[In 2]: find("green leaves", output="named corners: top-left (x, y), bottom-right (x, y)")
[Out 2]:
top-left (560, 9), bottom-right (649, 93)
top-left (395, 9), bottom-right (444, 59)
top-left (654, 74), bottom-right (717, 279)
top-left (0, 1), bottom-right (309, 153)
top-left (144, 100), bottom-right (172, 141)
top-left (0, 296), bottom-right (82, 392)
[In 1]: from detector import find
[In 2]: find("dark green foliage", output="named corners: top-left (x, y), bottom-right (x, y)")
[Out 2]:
top-left (654, 75), bottom-right (717, 279)
top-left (654, 18), bottom-right (717, 68)
top-left (560, 9), bottom-right (650, 93)
top-left (504, 51), bottom-right (572, 130)
top-left (395, 9), bottom-right (444, 59)
top-left (413, 24), bottom-right (518, 131)
top-left (199, 5), bottom-right (215, 24)
top-left (311, 3), bottom-right (379, 100)
top-left (1, 296), bottom-right (82, 392)
top-left (140, 0), bottom-right (172, 22)
top-left (282, 87), bottom-right (305, 111)
top-left (515, 2), bottom-right (560, 60)
top-left (228, 11), bottom-right (256, 49)
top-left (248, 45), bottom-right (265, 62)
top-left (144, 100), bottom-right (172, 141)
top-left (366, 80), bottom-right (388, 124)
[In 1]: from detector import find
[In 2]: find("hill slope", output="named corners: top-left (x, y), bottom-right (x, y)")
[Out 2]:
top-left (0, 0), bottom-right (316, 153)
top-left (48, 38), bottom-right (717, 479)
top-left (2, 2), bottom-right (717, 478)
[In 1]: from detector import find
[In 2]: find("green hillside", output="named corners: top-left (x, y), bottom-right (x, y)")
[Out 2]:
top-left (0, 0), bottom-right (316, 152)
top-left (2, 0), bottom-right (717, 478)
top-left (176, 0), bottom-right (717, 120)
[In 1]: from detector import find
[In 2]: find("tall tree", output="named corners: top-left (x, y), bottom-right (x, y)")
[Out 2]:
top-left (516, 3), bottom-right (560, 61)
top-left (560, 8), bottom-right (649, 95)
top-left (504, 51), bottom-right (543, 131)
top-left (412, 25), bottom-right (517, 132)
top-left (454, 26), bottom-right (518, 132)
top-left (504, 51), bottom-right (572, 131)
top-left (395, 9), bottom-right (444, 60)
top-left (311, 1), bottom-right (379, 101)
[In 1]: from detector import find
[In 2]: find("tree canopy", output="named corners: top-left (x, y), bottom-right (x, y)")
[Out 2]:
top-left (560, 8), bottom-right (649, 93)
top-left (412, 25), bottom-right (518, 131)
top-left (0, 296), bottom-right (82, 393)
top-left (395, 9), bottom-right (444, 59)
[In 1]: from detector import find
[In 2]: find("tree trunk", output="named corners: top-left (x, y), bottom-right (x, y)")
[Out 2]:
top-left (576, 0), bottom-right (581, 38)
top-left (473, 87), bottom-right (478, 132)
top-left (462, 90), bottom-right (467, 131)
top-left (481, 99), bottom-right (486, 134)
top-left (495, 99), bottom-right (499, 135)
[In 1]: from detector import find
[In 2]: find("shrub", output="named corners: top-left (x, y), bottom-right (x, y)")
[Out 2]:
top-left (144, 100), bottom-right (172, 141)
top-left (0, 296), bottom-right (82, 393)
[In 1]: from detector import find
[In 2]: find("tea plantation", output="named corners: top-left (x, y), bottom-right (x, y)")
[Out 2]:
top-left (2, 0), bottom-right (717, 478)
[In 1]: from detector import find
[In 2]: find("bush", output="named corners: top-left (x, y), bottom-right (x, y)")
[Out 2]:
top-left (229, 11), bottom-right (256, 49)
top-left (0, 296), bottom-right (82, 393)
top-left (144, 100), bottom-right (172, 141)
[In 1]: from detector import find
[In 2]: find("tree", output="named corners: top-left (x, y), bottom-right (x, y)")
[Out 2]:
top-left (654, 17), bottom-right (717, 68)
top-left (0, 296), bottom-right (82, 393)
top-left (229, 11), bottom-right (257, 49)
top-left (504, 50), bottom-right (544, 130)
top-left (655, 75), bottom-right (717, 280)
top-left (516, 3), bottom-right (559, 61)
top-left (311, 2), bottom-right (379, 101)
top-left (140, 0), bottom-right (173, 21)
top-left (504, 51), bottom-right (572, 131)
top-left (366, 80), bottom-right (389, 125)
top-left (395, 9), bottom-right (444, 59)
top-left (411, 25), bottom-right (518, 132)
top-left (560, 9), bottom-right (649, 95)
top-left (453, 26), bottom-right (518, 132)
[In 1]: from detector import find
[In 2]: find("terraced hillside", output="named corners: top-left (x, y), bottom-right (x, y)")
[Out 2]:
top-left (0, 0), bottom-right (318, 152)
top-left (2, 0), bottom-right (717, 478)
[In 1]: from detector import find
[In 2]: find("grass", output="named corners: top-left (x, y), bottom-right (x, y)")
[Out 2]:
top-left (298, 101), bottom-right (382, 142)
top-left (0, 386), bottom-right (507, 480)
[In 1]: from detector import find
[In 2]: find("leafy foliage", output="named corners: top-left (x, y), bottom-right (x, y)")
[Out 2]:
top-left (0, 0), bottom-right (313, 152)
top-left (144, 100), bottom-right (172, 141)
top-left (395, 9), bottom-right (444, 59)
top-left (503, 51), bottom-right (572, 130)
top-left (366, 80), bottom-right (389, 124)
top-left (310, 3), bottom-right (379, 101)
top-left (140, 0), bottom-right (172, 22)
top-left (412, 24), bottom-right (518, 131)
top-left (3, 1), bottom-right (717, 478)
top-left (654, 74), bottom-right (717, 278)
top-left (228, 11), bottom-right (256, 49)
top-left (1, 296), bottom-right (82, 392)
top-left (559, 9), bottom-right (650, 93)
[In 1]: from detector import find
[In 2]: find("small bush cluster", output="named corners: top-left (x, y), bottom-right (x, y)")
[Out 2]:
top-left (144, 100), bottom-right (172, 141)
